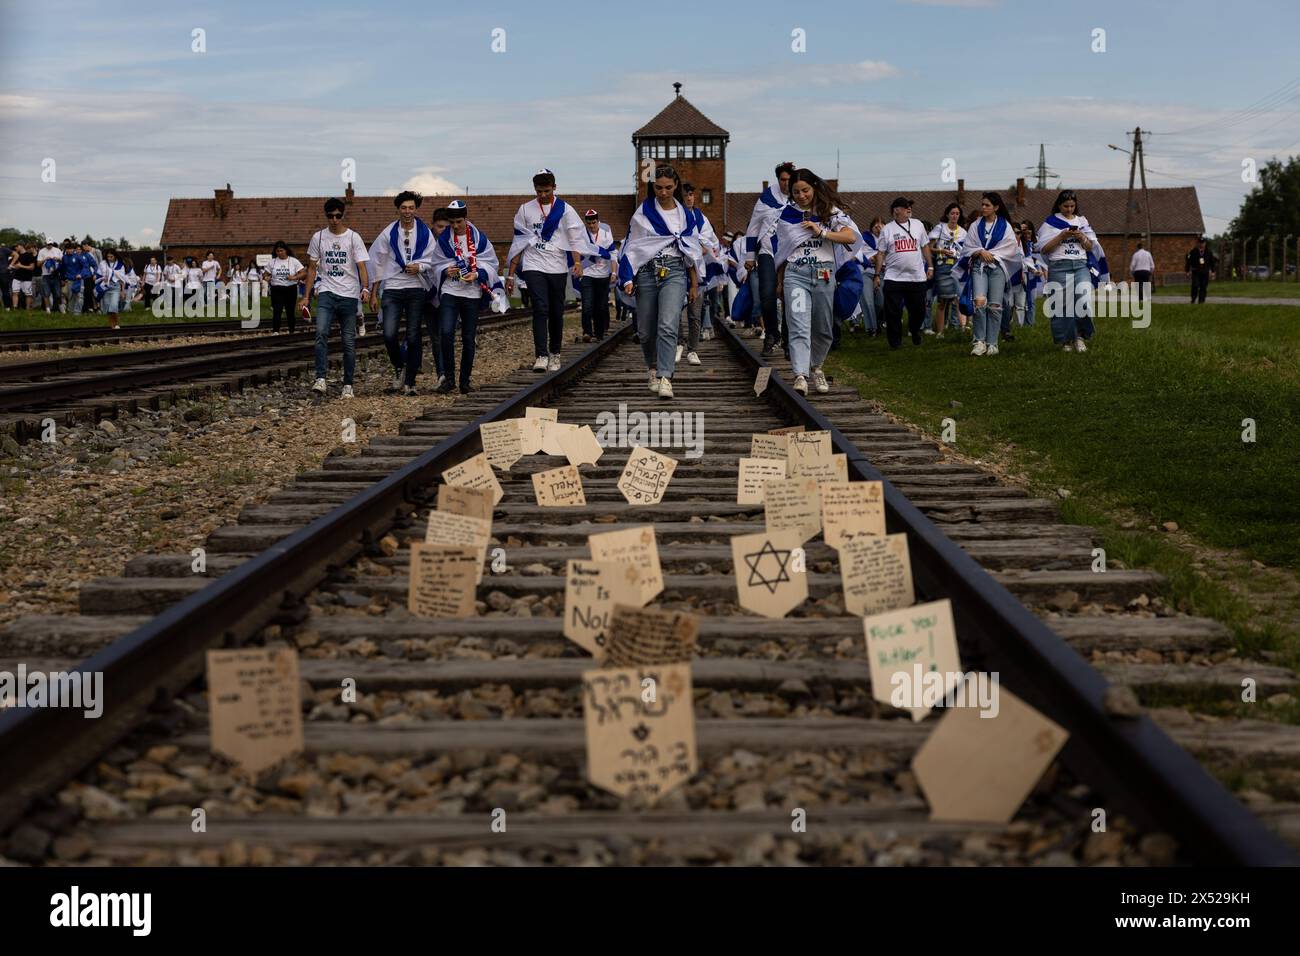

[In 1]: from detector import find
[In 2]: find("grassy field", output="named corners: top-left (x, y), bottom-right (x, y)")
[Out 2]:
top-left (827, 301), bottom-right (1300, 656)
top-left (1157, 280), bottom-right (1300, 299)
top-left (0, 305), bottom-right (251, 332)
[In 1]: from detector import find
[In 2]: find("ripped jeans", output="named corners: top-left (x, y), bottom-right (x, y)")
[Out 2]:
top-left (971, 262), bottom-right (1006, 345)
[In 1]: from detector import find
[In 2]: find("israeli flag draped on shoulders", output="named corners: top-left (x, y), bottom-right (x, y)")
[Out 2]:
top-left (770, 204), bottom-right (865, 320)
top-left (952, 216), bottom-right (1024, 285)
top-left (580, 222), bottom-right (618, 266)
top-left (94, 258), bottom-right (125, 299)
top-left (616, 197), bottom-right (704, 287)
top-left (506, 197), bottom-right (597, 266)
top-left (368, 218), bottom-right (436, 288)
top-left (1011, 239), bottom-right (1045, 292)
top-left (1037, 214), bottom-right (1110, 286)
top-left (687, 206), bottom-right (730, 291)
top-left (430, 221), bottom-right (509, 312)
top-left (743, 183), bottom-right (787, 259)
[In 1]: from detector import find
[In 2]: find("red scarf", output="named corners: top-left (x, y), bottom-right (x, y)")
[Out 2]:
top-left (457, 227), bottom-right (481, 290)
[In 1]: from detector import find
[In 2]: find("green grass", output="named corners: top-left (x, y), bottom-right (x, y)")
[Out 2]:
top-left (827, 303), bottom-right (1300, 570)
top-left (1157, 280), bottom-right (1300, 299)
top-left (0, 306), bottom-right (236, 333)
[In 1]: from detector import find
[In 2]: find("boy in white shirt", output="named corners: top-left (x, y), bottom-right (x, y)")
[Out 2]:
top-left (302, 198), bottom-right (370, 398)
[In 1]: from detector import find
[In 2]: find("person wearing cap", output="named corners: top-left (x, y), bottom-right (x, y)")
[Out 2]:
top-left (742, 162), bottom-right (796, 356)
top-left (618, 164), bottom-right (702, 399)
top-left (578, 208), bottom-right (617, 342)
top-left (504, 169), bottom-right (596, 372)
top-left (367, 191), bottom-right (436, 394)
top-left (429, 200), bottom-right (502, 394)
top-left (874, 197), bottom-right (934, 349)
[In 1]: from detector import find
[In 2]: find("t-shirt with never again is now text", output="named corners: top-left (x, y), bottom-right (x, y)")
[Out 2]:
top-left (307, 229), bottom-right (369, 299)
top-left (877, 218), bottom-right (929, 282)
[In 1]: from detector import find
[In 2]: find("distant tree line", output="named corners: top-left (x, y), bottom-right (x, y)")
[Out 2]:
top-left (0, 227), bottom-right (143, 251)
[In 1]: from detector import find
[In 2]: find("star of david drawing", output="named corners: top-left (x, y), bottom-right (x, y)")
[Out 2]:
top-left (744, 540), bottom-right (793, 594)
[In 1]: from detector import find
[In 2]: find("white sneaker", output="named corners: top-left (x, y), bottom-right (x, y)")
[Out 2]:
top-left (341, 385), bottom-right (355, 398)
top-left (532, 356), bottom-right (548, 371)
top-left (793, 375), bottom-right (808, 395)
top-left (357, 322), bottom-right (366, 337)
top-left (1075, 337), bottom-right (1088, 352)
top-left (923, 329), bottom-right (936, 336)
top-left (687, 351), bottom-right (700, 366)
top-left (648, 369), bottom-right (660, 392)
top-left (391, 371), bottom-right (404, 391)
top-left (547, 353), bottom-right (561, 371)
top-left (675, 344), bottom-right (684, 362)
top-left (811, 368), bottom-right (829, 393)
top-left (435, 375), bottom-right (447, 390)
top-left (1062, 342), bottom-right (1074, 352)
top-left (971, 341), bottom-right (987, 356)
top-left (658, 376), bottom-right (673, 399)
top-left (986, 344), bottom-right (999, 356)
top-left (312, 378), bottom-right (327, 394)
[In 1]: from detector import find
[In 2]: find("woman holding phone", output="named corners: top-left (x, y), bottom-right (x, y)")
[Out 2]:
top-left (1036, 190), bottom-right (1100, 352)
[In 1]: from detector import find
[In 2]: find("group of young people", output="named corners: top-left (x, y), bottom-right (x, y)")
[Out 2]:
top-left (5, 239), bottom-right (150, 329)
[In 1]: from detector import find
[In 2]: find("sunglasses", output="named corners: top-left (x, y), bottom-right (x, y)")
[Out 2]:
top-left (326, 212), bottom-right (344, 220)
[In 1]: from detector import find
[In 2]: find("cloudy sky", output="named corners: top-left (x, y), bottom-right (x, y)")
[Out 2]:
top-left (2, 0), bottom-right (1297, 244)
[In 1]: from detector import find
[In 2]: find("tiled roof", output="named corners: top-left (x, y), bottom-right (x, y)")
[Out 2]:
top-left (720, 187), bottom-right (1204, 237)
top-left (632, 95), bottom-right (729, 139)
top-left (162, 193), bottom-right (640, 253)
top-left (162, 186), bottom-right (1202, 251)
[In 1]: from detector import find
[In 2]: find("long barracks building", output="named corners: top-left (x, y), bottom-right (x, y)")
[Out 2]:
top-left (162, 85), bottom-right (1206, 285)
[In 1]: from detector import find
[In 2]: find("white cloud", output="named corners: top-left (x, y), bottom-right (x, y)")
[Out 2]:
top-left (139, 226), bottom-right (156, 237)
top-left (383, 166), bottom-right (463, 197)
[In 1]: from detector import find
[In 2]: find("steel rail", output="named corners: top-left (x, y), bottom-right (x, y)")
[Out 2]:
top-left (0, 322), bottom-right (630, 834)
top-left (716, 319), bottom-right (1296, 866)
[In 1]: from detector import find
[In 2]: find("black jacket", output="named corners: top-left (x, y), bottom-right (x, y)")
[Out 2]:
top-left (1185, 247), bottom-right (1216, 273)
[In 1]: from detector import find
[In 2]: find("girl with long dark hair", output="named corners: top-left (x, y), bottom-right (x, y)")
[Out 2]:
top-left (772, 168), bottom-right (862, 394)
top-left (928, 202), bottom-right (966, 336)
top-left (952, 192), bottom-right (1022, 356)
top-left (1036, 189), bottom-right (1106, 352)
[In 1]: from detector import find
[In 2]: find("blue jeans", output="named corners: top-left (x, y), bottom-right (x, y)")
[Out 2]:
top-left (314, 290), bottom-right (358, 384)
top-left (783, 262), bottom-right (835, 376)
top-left (65, 282), bottom-right (83, 315)
top-left (43, 274), bottom-right (60, 310)
top-left (438, 293), bottom-right (478, 388)
top-left (381, 286), bottom-right (425, 386)
top-left (857, 279), bottom-right (882, 332)
top-left (423, 296), bottom-right (443, 379)
top-left (971, 262), bottom-right (1006, 345)
top-left (1045, 260), bottom-right (1095, 343)
top-left (635, 257), bottom-right (687, 377)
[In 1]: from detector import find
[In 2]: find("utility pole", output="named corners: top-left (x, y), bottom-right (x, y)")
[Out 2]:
top-left (1113, 128), bottom-right (1154, 281)
top-left (1036, 144), bottom-right (1048, 189)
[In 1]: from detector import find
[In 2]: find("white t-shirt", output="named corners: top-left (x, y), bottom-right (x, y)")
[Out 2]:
top-left (307, 228), bottom-right (369, 299)
top-left (928, 223), bottom-right (966, 263)
top-left (1130, 249), bottom-right (1154, 272)
top-left (582, 224), bottom-right (615, 279)
top-left (201, 258), bottom-right (220, 281)
top-left (384, 223), bottom-right (427, 290)
top-left (654, 202), bottom-right (684, 258)
top-left (144, 264), bottom-right (162, 288)
top-left (164, 263), bottom-right (182, 287)
top-left (265, 256), bottom-right (304, 286)
top-left (184, 266), bottom-right (203, 290)
top-left (518, 200), bottom-right (569, 273)
top-left (877, 218), bottom-right (929, 282)
top-left (1044, 214), bottom-right (1090, 261)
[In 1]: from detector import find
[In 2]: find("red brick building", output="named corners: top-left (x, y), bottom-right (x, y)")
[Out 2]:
top-left (163, 85), bottom-right (1205, 283)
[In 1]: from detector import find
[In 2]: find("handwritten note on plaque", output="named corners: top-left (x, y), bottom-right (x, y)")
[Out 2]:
top-left (563, 559), bottom-right (640, 659)
top-left (479, 419), bottom-right (522, 471)
top-left (754, 367), bottom-right (771, 395)
top-left (736, 457), bottom-right (788, 505)
top-left (588, 525), bottom-right (663, 605)
top-left (750, 433), bottom-right (788, 460)
top-left (582, 662), bottom-right (697, 803)
top-left (604, 604), bottom-right (699, 666)
top-left (533, 463), bottom-right (586, 506)
top-left (731, 528), bottom-right (808, 619)
top-left (437, 484), bottom-right (494, 523)
top-left (863, 598), bottom-right (961, 721)
top-left (820, 481), bottom-right (885, 549)
top-left (763, 476), bottom-right (822, 542)
top-left (407, 543), bottom-right (478, 618)
top-left (787, 429), bottom-right (832, 463)
top-left (559, 425), bottom-right (604, 467)
top-left (839, 532), bottom-right (914, 617)
top-left (207, 648), bottom-right (303, 773)
top-left (442, 453), bottom-right (503, 506)
top-left (617, 446), bottom-right (678, 505)
top-left (425, 510), bottom-right (491, 584)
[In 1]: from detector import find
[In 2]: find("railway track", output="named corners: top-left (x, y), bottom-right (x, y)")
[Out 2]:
top-left (0, 318), bottom-right (1295, 867)
top-left (0, 308), bottom-right (533, 444)
top-left (0, 318), bottom-right (267, 353)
